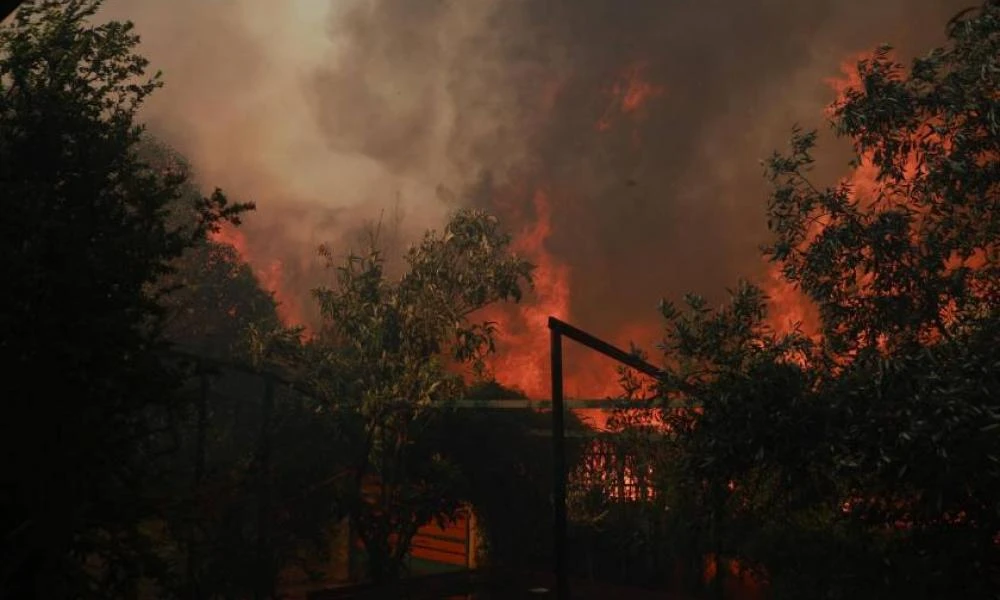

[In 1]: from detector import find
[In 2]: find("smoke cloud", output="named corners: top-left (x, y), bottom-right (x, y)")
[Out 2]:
top-left (99, 0), bottom-right (968, 390)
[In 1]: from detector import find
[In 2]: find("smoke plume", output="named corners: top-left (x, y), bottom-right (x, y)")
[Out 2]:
top-left (98, 0), bottom-right (969, 397)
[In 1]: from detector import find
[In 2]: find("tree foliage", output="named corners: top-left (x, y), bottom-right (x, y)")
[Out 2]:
top-left (5, 0), bottom-right (995, 598)
top-left (142, 141), bottom-right (279, 360)
top-left (161, 238), bottom-right (281, 357)
top-left (131, 139), bottom-right (349, 597)
top-left (765, 16), bottom-right (998, 355)
top-left (0, 2), bottom-right (249, 596)
top-left (306, 209), bottom-right (533, 582)
top-left (644, 3), bottom-right (999, 598)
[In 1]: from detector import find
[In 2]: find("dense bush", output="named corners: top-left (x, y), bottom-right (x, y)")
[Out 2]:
top-left (647, 4), bottom-right (999, 597)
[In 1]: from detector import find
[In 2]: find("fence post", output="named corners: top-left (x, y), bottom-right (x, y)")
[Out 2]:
top-left (546, 316), bottom-right (664, 599)
top-left (256, 374), bottom-right (276, 599)
top-left (550, 323), bottom-right (569, 600)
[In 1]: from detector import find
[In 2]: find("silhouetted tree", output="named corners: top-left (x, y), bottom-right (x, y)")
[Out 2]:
top-left (651, 3), bottom-right (998, 598)
top-left (0, 2), bottom-right (248, 596)
top-left (306, 210), bottom-right (533, 583)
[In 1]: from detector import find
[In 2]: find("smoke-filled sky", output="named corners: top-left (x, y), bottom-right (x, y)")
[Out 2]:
top-left (98, 0), bottom-right (968, 396)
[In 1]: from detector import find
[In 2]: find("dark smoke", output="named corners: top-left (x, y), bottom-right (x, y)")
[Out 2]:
top-left (101, 0), bottom-right (968, 341)
top-left (441, 0), bottom-right (966, 340)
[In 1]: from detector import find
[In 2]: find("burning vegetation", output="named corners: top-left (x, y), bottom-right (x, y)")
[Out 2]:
top-left (2, 0), bottom-right (998, 598)
top-left (100, 0), bottom-right (976, 401)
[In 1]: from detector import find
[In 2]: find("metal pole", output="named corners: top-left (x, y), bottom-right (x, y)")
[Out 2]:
top-left (548, 317), bottom-right (663, 379)
top-left (545, 315), bottom-right (667, 599)
top-left (550, 326), bottom-right (569, 599)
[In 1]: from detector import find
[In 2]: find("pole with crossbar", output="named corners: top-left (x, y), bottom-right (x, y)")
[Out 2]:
top-left (550, 322), bottom-right (568, 599)
top-left (547, 316), bottom-right (665, 599)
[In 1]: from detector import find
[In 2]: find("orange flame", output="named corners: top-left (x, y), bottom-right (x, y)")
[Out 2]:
top-left (477, 63), bottom-right (668, 408)
top-left (209, 226), bottom-right (310, 334)
top-left (762, 266), bottom-right (821, 339)
top-left (475, 66), bottom-right (669, 432)
top-left (761, 52), bottom-right (881, 341)
top-left (483, 188), bottom-right (570, 399)
top-left (479, 188), bottom-right (665, 433)
top-left (763, 48), bottom-right (991, 349)
top-left (595, 61), bottom-right (665, 133)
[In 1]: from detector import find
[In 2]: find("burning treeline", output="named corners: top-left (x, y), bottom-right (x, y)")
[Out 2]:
top-left (101, 0), bottom-right (971, 400)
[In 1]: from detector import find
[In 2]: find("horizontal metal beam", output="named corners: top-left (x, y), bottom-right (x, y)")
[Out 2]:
top-left (526, 429), bottom-right (598, 439)
top-left (548, 316), bottom-right (664, 379)
top-left (525, 429), bottom-right (667, 439)
top-left (451, 399), bottom-right (692, 409)
top-left (451, 399), bottom-right (657, 409)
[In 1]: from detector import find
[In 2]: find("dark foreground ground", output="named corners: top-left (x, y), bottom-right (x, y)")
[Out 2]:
top-left (301, 570), bottom-right (688, 600)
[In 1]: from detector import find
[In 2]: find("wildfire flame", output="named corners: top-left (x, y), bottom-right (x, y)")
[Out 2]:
top-left (478, 62), bottom-right (668, 413)
top-left (481, 188), bottom-right (570, 399)
top-left (762, 49), bottom-right (992, 348)
top-left (209, 226), bottom-right (311, 334)
top-left (595, 61), bottom-right (665, 133)
top-left (205, 46), bottom-right (985, 423)
top-left (761, 53), bottom-right (899, 343)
